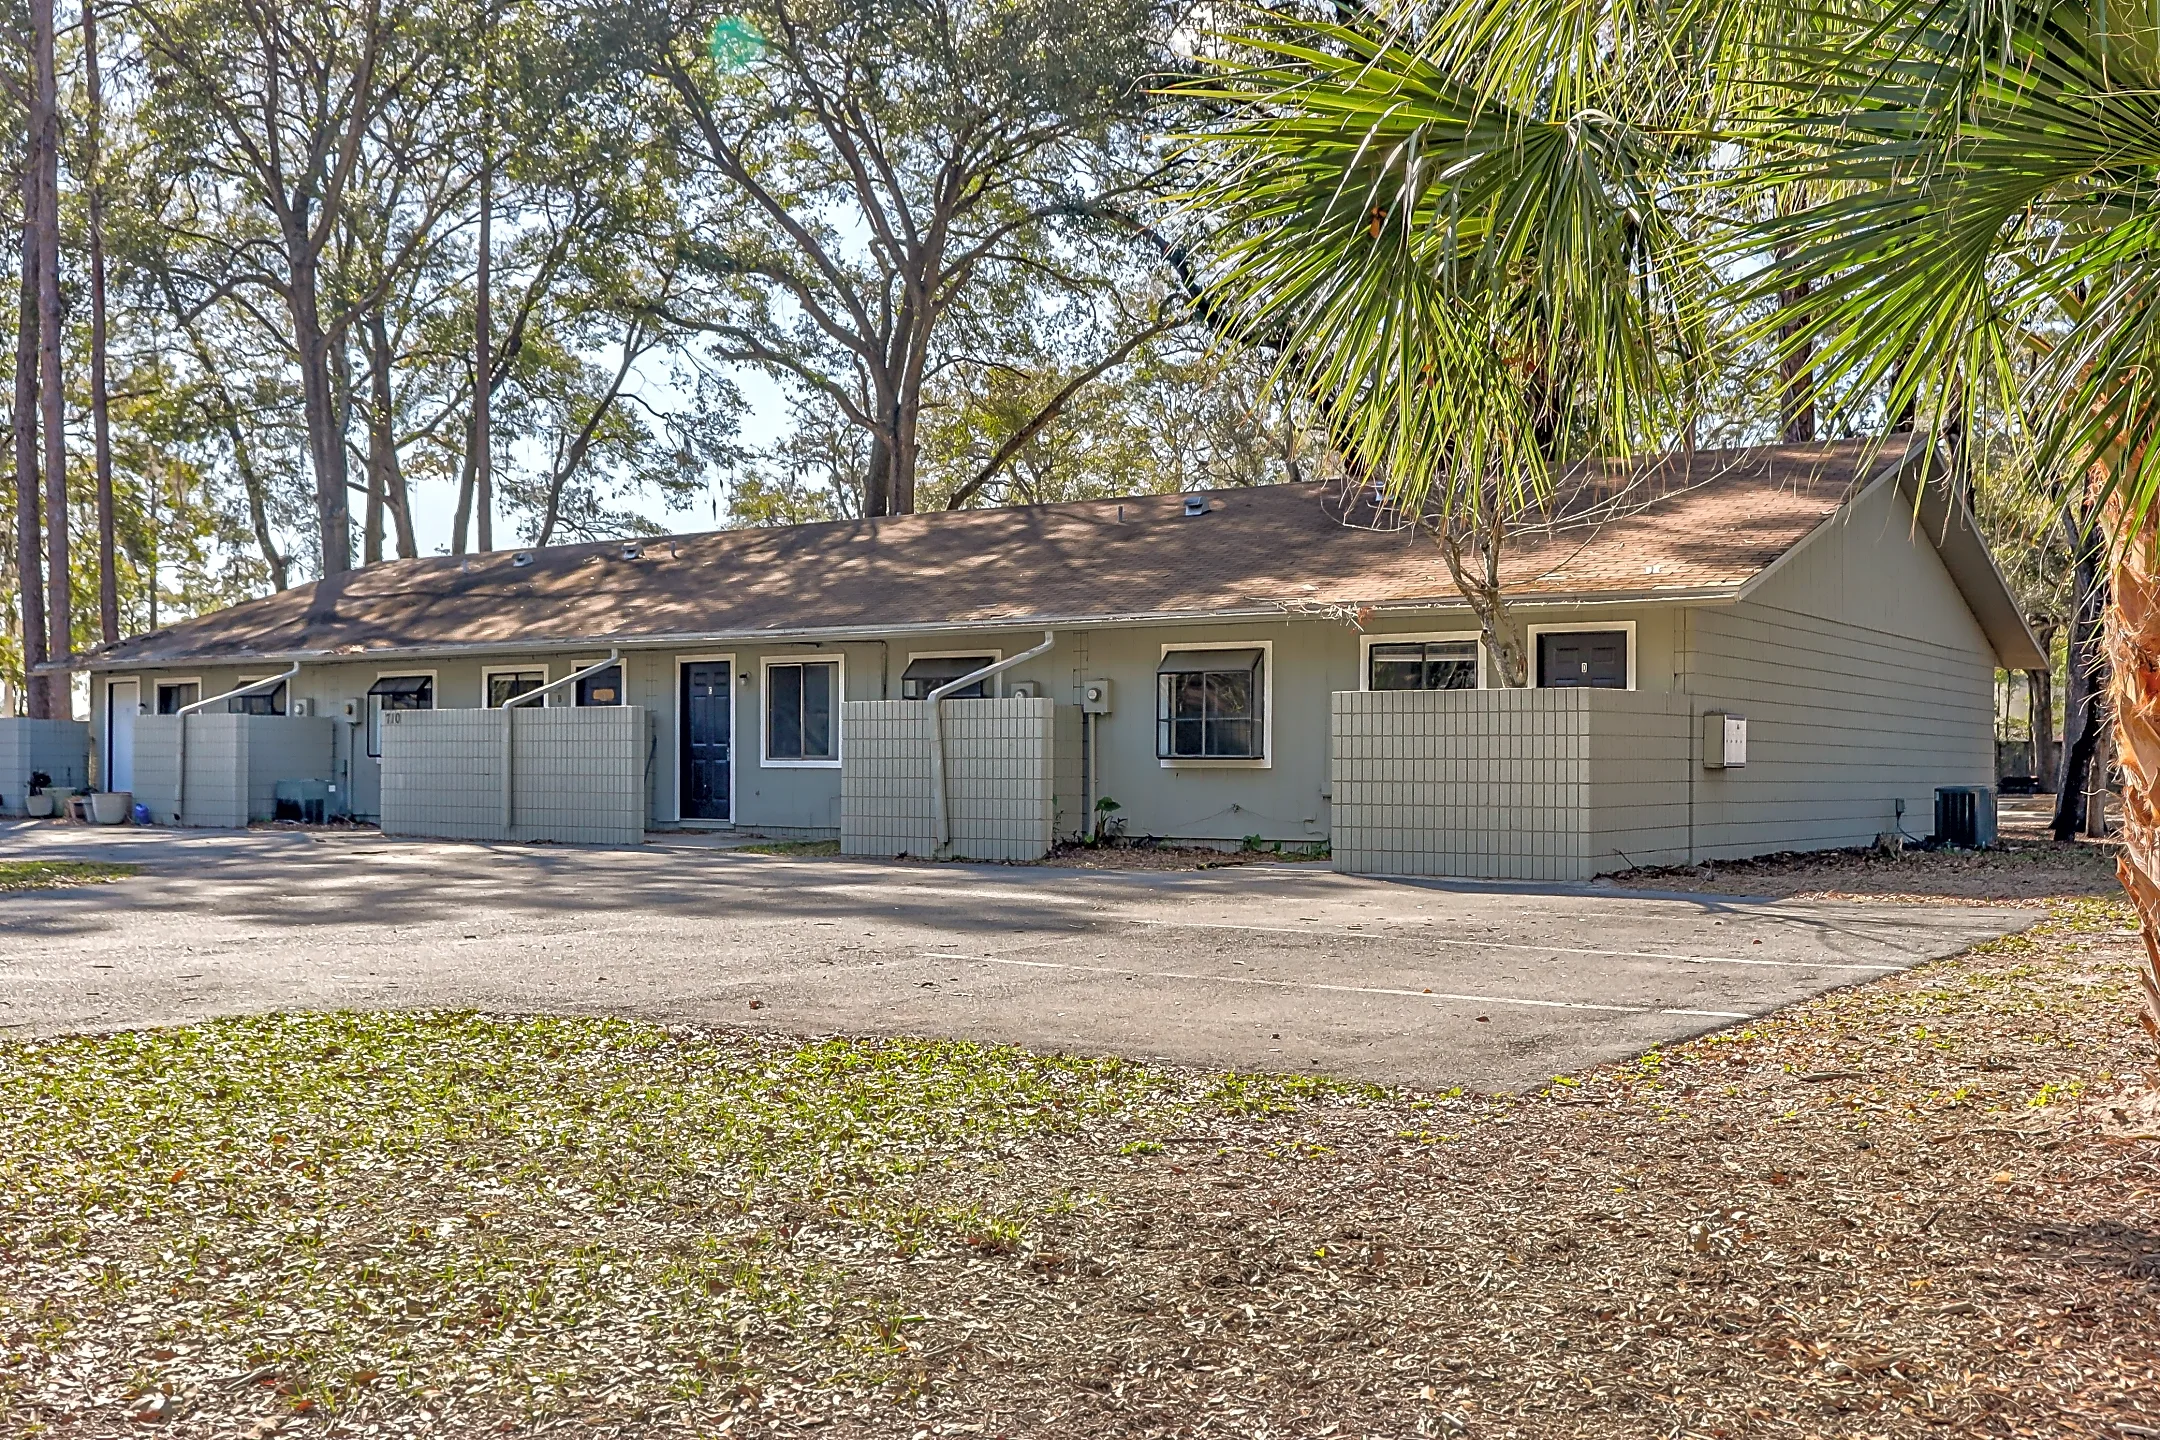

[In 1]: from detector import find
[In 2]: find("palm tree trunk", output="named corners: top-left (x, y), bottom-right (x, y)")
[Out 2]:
top-left (85, 0), bottom-right (116, 645)
top-left (2105, 523), bottom-right (2160, 1042)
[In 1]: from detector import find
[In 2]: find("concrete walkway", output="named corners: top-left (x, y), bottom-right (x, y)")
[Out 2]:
top-left (0, 823), bottom-right (2033, 1091)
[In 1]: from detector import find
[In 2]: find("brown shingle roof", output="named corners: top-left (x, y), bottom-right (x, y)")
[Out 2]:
top-left (84, 441), bottom-right (1919, 668)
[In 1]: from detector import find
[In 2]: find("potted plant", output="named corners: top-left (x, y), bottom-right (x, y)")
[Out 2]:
top-left (90, 788), bottom-right (132, 825)
top-left (24, 772), bottom-right (54, 818)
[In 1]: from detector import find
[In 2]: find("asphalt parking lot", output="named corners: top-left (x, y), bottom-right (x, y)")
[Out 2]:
top-left (0, 824), bottom-right (2033, 1090)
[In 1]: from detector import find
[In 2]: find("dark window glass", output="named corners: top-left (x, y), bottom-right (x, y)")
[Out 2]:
top-left (1155, 652), bottom-right (1264, 759)
top-left (575, 664), bottom-right (624, 706)
top-left (1369, 641), bottom-right (1478, 691)
top-left (488, 671), bottom-right (546, 708)
top-left (900, 655), bottom-right (994, 700)
top-left (1536, 631), bottom-right (1629, 688)
top-left (156, 682), bottom-right (200, 715)
top-left (366, 674), bottom-right (434, 757)
top-left (229, 681), bottom-right (286, 716)
top-left (767, 660), bottom-right (838, 760)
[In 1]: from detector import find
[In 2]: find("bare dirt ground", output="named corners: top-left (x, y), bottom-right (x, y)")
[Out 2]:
top-left (1, 847), bottom-right (2155, 1440)
top-left (1610, 833), bottom-right (2123, 905)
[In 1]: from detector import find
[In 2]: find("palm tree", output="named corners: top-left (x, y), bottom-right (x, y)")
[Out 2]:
top-left (1175, 13), bottom-right (1709, 684)
top-left (1745, 0), bottom-right (2160, 1042)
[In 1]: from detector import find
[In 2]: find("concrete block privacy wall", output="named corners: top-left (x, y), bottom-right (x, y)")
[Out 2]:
top-left (131, 714), bottom-right (337, 827)
top-left (1331, 688), bottom-right (1692, 882)
top-left (0, 718), bottom-right (89, 815)
top-left (841, 697), bottom-right (1056, 861)
top-left (379, 706), bottom-right (648, 846)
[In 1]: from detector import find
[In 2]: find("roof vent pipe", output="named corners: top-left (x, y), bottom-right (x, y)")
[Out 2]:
top-left (1182, 495), bottom-right (1207, 517)
top-left (622, 542), bottom-right (643, 561)
top-left (511, 550), bottom-right (535, 568)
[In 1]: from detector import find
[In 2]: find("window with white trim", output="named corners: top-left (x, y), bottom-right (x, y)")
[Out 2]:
top-left (1156, 648), bottom-right (1264, 760)
top-left (155, 681), bottom-right (200, 715)
top-left (766, 660), bottom-right (838, 762)
top-left (1368, 640), bottom-right (1478, 691)
top-left (900, 655), bottom-right (995, 700)
top-left (366, 674), bottom-right (434, 756)
top-left (486, 670), bottom-right (547, 707)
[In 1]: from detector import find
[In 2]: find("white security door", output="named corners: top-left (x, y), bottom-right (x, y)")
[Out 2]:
top-left (106, 680), bottom-right (138, 792)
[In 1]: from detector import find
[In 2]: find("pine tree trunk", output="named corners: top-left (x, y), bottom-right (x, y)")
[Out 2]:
top-left (85, 0), bottom-right (116, 644)
top-left (474, 149), bottom-right (492, 553)
top-left (2104, 521), bottom-right (2160, 1043)
top-left (33, 0), bottom-right (67, 689)
top-left (11, 156), bottom-right (46, 720)
top-left (2057, 516), bottom-right (2109, 838)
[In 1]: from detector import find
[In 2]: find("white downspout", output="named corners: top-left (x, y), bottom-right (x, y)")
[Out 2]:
top-left (172, 663), bottom-right (300, 824)
top-left (498, 649), bottom-right (620, 833)
top-left (926, 631), bottom-right (1055, 854)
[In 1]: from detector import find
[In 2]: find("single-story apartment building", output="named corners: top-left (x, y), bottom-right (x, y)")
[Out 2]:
top-left (61, 438), bottom-right (2044, 879)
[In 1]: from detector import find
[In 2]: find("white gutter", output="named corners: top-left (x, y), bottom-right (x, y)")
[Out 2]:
top-left (926, 631), bottom-right (1055, 854)
top-left (169, 663), bottom-right (300, 824)
top-left (495, 649), bottom-right (619, 831)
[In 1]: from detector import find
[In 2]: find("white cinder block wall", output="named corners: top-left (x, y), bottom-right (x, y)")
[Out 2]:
top-left (380, 706), bottom-right (648, 846)
top-left (840, 697), bottom-right (1056, 861)
top-left (1330, 689), bottom-right (1692, 882)
top-left (130, 714), bottom-right (335, 827)
top-left (0, 718), bottom-right (90, 816)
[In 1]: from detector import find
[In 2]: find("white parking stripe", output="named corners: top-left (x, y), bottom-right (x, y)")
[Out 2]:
top-left (1114, 917), bottom-right (1901, 972)
top-left (920, 953), bottom-right (1753, 1020)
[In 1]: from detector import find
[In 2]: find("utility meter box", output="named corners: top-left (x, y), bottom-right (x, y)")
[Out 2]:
top-left (1081, 678), bottom-right (1113, 714)
top-left (1703, 712), bottom-right (1747, 769)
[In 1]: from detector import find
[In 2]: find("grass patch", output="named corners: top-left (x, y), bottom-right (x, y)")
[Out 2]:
top-left (733, 838), bottom-right (841, 856)
top-left (0, 1016), bottom-right (1352, 1432)
top-left (0, 859), bottom-right (137, 891)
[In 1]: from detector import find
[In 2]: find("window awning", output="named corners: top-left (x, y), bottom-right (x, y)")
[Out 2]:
top-left (367, 674), bottom-right (434, 702)
top-left (1158, 648), bottom-right (1263, 675)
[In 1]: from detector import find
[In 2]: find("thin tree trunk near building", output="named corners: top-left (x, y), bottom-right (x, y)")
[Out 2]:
top-left (85, 0), bottom-right (115, 644)
top-left (1777, 274), bottom-right (1815, 444)
top-left (11, 160), bottom-right (46, 720)
top-left (2030, 655), bottom-right (2056, 789)
top-left (33, 0), bottom-right (67, 691)
top-left (2057, 514), bottom-right (2109, 838)
top-left (363, 310), bottom-right (415, 560)
top-left (2087, 716), bottom-right (2114, 839)
top-left (285, 237), bottom-right (352, 576)
top-left (474, 147), bottom-right (492, 554)
top-left (2105, 519), bottom-right (2160, 1041)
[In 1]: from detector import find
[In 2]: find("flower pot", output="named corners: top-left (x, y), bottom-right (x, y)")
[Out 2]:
top-left (90, 791), bottom-right (132, 825)
top-left (24, 792), bottom-right (54, 818)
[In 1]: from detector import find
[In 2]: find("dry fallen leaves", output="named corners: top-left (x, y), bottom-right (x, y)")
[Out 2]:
top-left (0, 866), bottom-right (2153, 1439)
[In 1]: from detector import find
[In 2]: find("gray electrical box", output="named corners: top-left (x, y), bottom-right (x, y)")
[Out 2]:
top-left (1081, 678), bottom-right (1112, 714)
top-left (1703, 712), bottom-right (1747, 769)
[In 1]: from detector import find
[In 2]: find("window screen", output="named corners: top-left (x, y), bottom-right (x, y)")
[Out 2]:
top-left (1156, 649), bottom-right (1263, 760)
top-left (1369, 641), bottom-right (1478, 691)
top-left (1536, 631), bottom-right (1629, 688)
top-left (366, 674), bottom-right (434, 757)
top-left (487, 670), bottom-right (547, 708)
top-left (767, 660), bottom-right (838, 761)
top-left (900, 655), bottom-right (995, 700)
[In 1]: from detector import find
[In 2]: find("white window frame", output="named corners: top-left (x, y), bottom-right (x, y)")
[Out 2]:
top-left (1156, 638), bottom-right (1273, 770)
top-left (672, 652), bottom-right (739, 824)
top-left (481, 663), bottom-right (552, 708)
top-left (567, 656), bottom-right (630, 707)
top-left (1358, 630), bottom-right (1486, 691)
top-left (1526, 621), bottom-right (1638, 692)
top-left (366, 668), bottom-right (438, 758)
top-left (152, 676), bottom-right (202, 716)
top-left (901, 647), bottom-right (1002, 701)
top-left (760, 652), bottom-right (844, 768)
